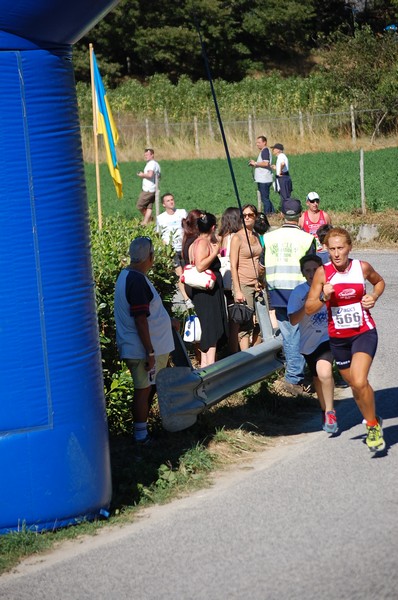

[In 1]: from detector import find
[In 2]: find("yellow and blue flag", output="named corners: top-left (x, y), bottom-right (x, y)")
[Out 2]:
top-left (92, 52), bottom-right (123, 199)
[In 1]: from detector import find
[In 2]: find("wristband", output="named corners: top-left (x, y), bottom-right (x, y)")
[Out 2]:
top-left (147, 351), bottom-right (155, 357)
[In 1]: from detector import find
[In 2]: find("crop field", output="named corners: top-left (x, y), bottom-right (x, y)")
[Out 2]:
top-left (85, 147), bottom-right (397, 220)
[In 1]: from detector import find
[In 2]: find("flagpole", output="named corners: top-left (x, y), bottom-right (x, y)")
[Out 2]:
top-left (89, 43), bottom-right (103, 231)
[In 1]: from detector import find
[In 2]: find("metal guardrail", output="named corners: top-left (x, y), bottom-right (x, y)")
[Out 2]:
top-left (157, 296), bottom-right (284, 432)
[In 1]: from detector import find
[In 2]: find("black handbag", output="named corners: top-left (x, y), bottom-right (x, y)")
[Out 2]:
top-left (228, 302), bottom-right (255, 325)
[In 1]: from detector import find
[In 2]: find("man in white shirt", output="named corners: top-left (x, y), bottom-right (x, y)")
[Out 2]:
top-left (156, 193), bottom-right (192, 308)
top-left (248, 135), bottom-right (275, 214)
top-left (136, 148), bottom-right (161, 225)
top-left (271, 142), bottom-right (293, 211)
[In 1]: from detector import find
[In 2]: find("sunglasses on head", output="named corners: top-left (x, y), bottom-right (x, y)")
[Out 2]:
top-left (139, 236), bottom-right (154, 253)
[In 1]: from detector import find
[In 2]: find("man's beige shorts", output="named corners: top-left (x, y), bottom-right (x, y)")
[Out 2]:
top-left (137, 191), bottom-right (155, 210)
top-left (125, 353), bottom-right (169, 389)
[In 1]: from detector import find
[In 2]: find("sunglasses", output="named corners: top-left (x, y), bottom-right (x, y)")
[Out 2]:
top-left (243, 212), bottom-right (256, 218)
top-left (308, 199), bottom-right (320, 204)
top-left (138, 235), bottom-right (154, 253)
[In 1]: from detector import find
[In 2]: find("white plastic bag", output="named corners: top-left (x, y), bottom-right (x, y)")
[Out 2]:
top-left (183, 315), bottom-right (202, 342)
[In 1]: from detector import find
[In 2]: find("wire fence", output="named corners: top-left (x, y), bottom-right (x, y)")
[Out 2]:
top-left (81, 107), bottom-right (391, 161)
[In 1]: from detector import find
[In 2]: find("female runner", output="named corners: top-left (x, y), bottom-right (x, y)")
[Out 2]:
top-left (305, 227), bottom-right (385, 452)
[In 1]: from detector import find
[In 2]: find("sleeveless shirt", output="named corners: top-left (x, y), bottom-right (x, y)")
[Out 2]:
top-left (323, 259), bottom-right (376, 338)
top-left (301, 210), bottom-right (328, 249)
top-left (236, 231), bottom-right (262, 286)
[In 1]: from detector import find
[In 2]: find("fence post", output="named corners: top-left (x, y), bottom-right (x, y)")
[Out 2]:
top-left (257, 190), bottom-right (262, 212)
top-left (194, 116), bottom-right (200, 156)
top-left (306, 112), bottom-right (313, 135)
top-left (145, 117), bottom-right (150, 147)
top-left (350, 104), bottom-right (357, 144)
top-left (360, 148), bottom-right (366, 214)
top-left (164, 109), bottom-right (170, 138)
top-left (248, 114), bottom-right (253, 147)
top-left (207, 108), bottom-right (214, 140)
top-left (299, 110), bottom-right (304, 139)
top-left (155, 172), bottom-right (160, 218)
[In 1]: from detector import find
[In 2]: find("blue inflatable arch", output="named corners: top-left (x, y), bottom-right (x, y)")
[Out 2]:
top-left (0, 0), bottom-right (120, 532)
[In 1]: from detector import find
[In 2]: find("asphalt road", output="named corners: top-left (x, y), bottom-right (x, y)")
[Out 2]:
top-left (1, 251), bottom-right (397, 600)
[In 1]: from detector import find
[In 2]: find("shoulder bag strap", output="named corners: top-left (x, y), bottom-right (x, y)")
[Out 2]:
top-left (190, 238), bottom-right (209, 265)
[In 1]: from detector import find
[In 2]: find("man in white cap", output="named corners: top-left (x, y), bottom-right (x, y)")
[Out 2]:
top-left (260, 198), bottom-right (316, 396)
top-left (271, 142), bottom-right (292, 210)
top-left (299, 192), bottom-right (332, 250)
top-left (114, 236), bottom-right (177, 448)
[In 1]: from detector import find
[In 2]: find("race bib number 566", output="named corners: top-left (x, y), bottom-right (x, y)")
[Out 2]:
top-left (331, 302), bottom-right (363, 329)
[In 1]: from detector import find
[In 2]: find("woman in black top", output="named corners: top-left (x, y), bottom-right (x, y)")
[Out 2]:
top-left (188, 213), bottom-right (228, 367)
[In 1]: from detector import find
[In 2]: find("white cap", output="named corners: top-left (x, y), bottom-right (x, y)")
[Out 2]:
top-left (306, 191), bottom-right (320, 201)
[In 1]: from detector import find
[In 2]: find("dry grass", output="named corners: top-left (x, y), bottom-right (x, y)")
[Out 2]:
top-left (82, 125), bottom-right (398, 163)
top-left (329, 210), bottom-right (398, 248)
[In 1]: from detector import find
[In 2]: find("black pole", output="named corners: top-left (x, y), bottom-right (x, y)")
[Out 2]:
top-left (193, 14), bottom-right (259, 278)
top-left (193, 16), bottom-right (244, 214)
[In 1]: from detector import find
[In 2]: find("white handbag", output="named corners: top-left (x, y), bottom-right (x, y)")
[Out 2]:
top-left (180, 264), bottom-right (216, 290)
top-left (183, 314), bottom-right (202, 342)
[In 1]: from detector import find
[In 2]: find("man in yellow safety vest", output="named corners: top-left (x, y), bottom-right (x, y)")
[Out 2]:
top-left (260, 198), bottom-right (316, 395)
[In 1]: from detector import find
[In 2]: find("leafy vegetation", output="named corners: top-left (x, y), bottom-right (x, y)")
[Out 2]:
top-left (73, 1), bottom-right (398, 83)
top-left (77, 26), bottom-right (398, 145)
top-left (74, 4), bottom-right (398, 138)
top-left (89, 214), bottom-right (177, 434)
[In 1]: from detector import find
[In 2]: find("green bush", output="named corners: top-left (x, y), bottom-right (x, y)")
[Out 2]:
top-left (90, 214), bottom-right (178, 434)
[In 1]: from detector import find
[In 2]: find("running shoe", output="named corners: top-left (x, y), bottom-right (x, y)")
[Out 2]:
top-left (365, 417), bottom-right (385, 453)
top-left (324, 410), bottom-right (338, 434)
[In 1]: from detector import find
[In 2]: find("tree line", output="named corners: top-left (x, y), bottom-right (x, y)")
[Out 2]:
top-left (73, 0), bottom-right (398, 84)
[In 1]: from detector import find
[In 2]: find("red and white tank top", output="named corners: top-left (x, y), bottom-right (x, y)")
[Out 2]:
top-left (324, 259), bottom-right (376, 338)
top-left (302, 210), bottom-right (327, 249)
